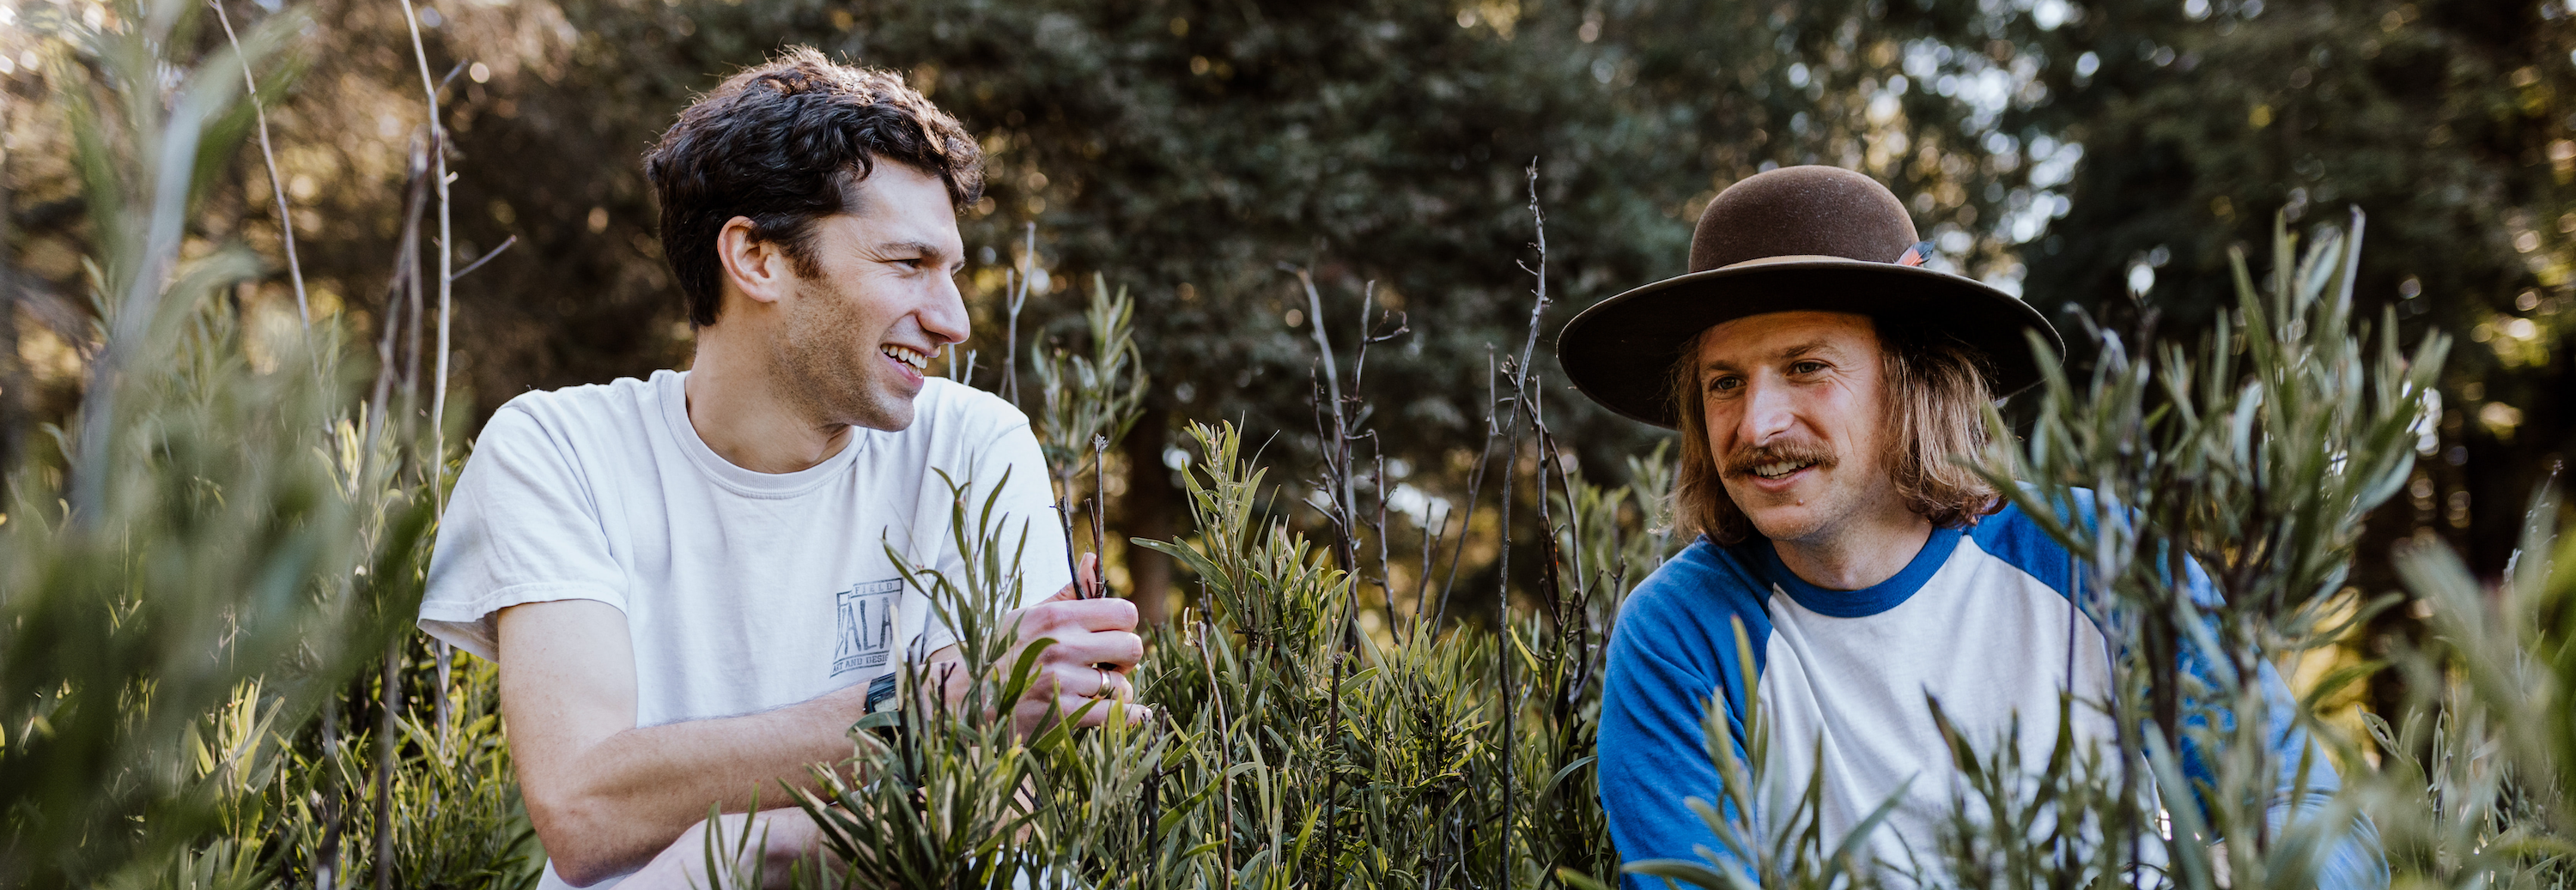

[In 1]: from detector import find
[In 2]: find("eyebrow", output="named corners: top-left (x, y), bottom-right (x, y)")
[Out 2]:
top-left (875, 239), bottom-right (967, 270)
top-left (875, 239), bottom-right (951, 259)
top-left (1701, 338), bottom-right (1841, 374)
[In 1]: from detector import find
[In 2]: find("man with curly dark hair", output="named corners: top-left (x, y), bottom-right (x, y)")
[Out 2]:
top-left (418, 48), bottom-right (1147, 887)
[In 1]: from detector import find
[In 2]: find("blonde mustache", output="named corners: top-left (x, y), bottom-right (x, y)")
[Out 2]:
top-left (1722, 443), bottom-right (1836, 478)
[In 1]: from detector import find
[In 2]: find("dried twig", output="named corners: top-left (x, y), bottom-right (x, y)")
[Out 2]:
top-left (1284, 264), bottom-right (1355, 527)
top-left (448, 233), bottom-right (516, 282)
top-left (397, 0), bottom-right (453, 483)
top-left (1488, 158), bottom-right (1552, 885)
top-left (315, 692), bottom-right (343, 889)
top-left (361, 139), bottom-right (432, 475)
top-left (399, 0), bottom-right (466, 749)
top-left (373, 637), bottom-right (400, 890)
top-left (1349, 288), bottom-right (1407, 633)
top-left (1092, 433), bottom-right (1110, 588)
top-left (1055, 500), bottom-right (1082, 599)
top-left (1427, 348), bottom-right (1499, 635)
top-left (1419, 502), bottom-right (1449, 637)
top-left (210, 0), bottom-right (308, 329)
top-left (402, 177), bottom-right (425, 434)
top-left (1003, 222), bottom-right (1033, 407)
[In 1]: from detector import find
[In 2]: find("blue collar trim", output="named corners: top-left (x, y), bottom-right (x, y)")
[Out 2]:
top-left (1746, 525), bottom-right (1961, 618)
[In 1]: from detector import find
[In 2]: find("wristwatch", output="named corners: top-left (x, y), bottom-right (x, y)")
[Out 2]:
top-left (863, 671), bottom-right (900, 714)
top-left (856, 672), bottom-right (902, 743)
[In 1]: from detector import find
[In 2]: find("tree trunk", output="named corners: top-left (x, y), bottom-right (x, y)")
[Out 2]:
top-left (1121, 406), bottom-right (1176, 625)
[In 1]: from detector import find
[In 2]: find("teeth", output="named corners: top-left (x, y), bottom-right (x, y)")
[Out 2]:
top-left (881, 345), bottom-right (930, 371)
top-left (1752, 461), bottom-right (1813, 480)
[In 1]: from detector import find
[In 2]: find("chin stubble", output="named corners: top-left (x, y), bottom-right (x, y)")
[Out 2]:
top-left (778, 287), bottom-right (908, 431)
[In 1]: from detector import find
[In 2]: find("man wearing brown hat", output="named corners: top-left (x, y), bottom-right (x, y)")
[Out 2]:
top-left (1564, 166), bottom-right (2381, 888)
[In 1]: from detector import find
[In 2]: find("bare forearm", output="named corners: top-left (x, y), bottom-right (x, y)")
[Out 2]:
top-left (519, 688), bottom-right (864, 881)
top-left (622, 808), bottom-right (848, 890)
top-left (497, 560), bottom-right (1140, 885)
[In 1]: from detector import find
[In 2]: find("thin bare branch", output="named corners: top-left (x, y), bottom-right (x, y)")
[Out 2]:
top-left (404, 0), bottom-right (463, 742)
top-left (1092, 433), bottom-right (1110, 589)
top-left (447, 233), bottom-right (517, 282)
top-left (210, 0), bottom-right (308, 330)
top-left (361, 139), bottom-right (431, 480)
top-left (1003, 222), bottom-right (1033, 407)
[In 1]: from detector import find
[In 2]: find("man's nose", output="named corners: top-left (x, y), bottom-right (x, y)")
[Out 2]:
top-left (1734, 377), bottom-right (1795, 445)
top-left (920, 275), bottom-right (970, 346)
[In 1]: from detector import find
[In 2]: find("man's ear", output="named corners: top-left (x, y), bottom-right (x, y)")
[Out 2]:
top-left (715, 215), bottom-right (795, 309)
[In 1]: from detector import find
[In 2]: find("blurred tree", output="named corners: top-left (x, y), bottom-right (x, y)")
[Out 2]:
top-left (1981, 0), bottom-right (2576, 712)
top-left (0, 0), bottom-right (2112, 621)
top-left (489, 0), bottom-right (2050, 619)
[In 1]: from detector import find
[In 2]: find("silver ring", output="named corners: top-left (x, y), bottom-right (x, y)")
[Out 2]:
top-left (1091, 666), bottom-right (1115, 700)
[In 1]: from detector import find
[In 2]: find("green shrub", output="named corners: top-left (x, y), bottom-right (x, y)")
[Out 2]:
top-left (18, 3), bottom-right (2576, 890)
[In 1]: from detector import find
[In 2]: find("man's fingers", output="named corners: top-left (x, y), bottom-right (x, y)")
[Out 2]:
top-left (1036, 554), bottom-right (1110, 605)
top-left (1020, 659), bottom-right (1131, 706)
top-left (1037, 631), bottom-right (1145, 671)
top-left (1075, 701), bottom-right (1155, 730)
top-left (1022, 597), bottom-right (1139, 634)
top-left (1091, 666), bottom-right (1132, 701)
top-left (1008, 678), bottom-right (1154, 736)
top-left (1042, 553), bottom-right (1104, 603)
top-left (1048, 669), bottom-right (1128, 705)
top-left (1030, 651), bottom-right (1141, 699)
top-left (1085, 597), bottom-right (1140, 631)
top-left (999, 549), bottom-right (1141, 742)
top-left (1058, 696), bottom-right (1151, 730)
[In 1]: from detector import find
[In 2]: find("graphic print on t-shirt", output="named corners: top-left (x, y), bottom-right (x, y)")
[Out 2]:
top-left (833, 578), bottom-right (903, 676)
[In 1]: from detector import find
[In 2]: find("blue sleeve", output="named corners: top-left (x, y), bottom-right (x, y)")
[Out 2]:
top-left (2168, 563), bottom-right (2387, 890)
top-left (1988, 493), bottom-right (2385, 888)
top-left (1597, 574), bottom-right (1762, 890)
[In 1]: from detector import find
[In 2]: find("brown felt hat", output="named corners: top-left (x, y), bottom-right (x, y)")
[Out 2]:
top-left (1555, 165), bottom-right (2061, 428)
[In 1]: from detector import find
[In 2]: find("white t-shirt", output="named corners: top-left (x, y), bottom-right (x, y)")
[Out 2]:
top-left (418, 370), bottom-right (1069, 888)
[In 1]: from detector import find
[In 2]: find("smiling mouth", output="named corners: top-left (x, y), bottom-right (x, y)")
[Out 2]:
top-left (1748, 460), bottom-right (1817, 480)
top-left (880, 344), bottom-right (931, 372)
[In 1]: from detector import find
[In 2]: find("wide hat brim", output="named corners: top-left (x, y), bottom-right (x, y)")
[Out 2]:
top-left (1554, 258), bottom-right (2063, 429)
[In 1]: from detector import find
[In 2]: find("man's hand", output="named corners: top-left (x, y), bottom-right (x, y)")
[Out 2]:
top-left (927, 554), bottom-right (1154, 736)
top-left (508, 556), bottom-right (1146, 883)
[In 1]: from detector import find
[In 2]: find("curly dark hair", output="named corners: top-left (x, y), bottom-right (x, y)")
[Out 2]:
top-left (643, 46), bottom-right (984, 327)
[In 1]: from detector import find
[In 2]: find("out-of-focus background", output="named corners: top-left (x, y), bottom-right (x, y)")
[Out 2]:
top-left (9, 3), bottom-right (2575, 888)
top-left (3, 0), bottom-right (2565, 715)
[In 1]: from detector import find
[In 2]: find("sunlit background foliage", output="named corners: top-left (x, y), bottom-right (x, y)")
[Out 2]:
top-left (8, 0), bottom-right (2576, 887)
top-left (9, 0), bottom-right (2569, 638)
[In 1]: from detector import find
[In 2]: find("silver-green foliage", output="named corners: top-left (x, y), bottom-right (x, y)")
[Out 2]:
top-left (2373, 490), bottom-right (2576, 890)
top-left (0, 3), bottom-right (529, 887)
top-left (50, 4), bottom-right (2569, 890)
top-left (766, 403), bottom-right (1674, 889)
top-left (1967, 210), bottom-right (2441, 890)
top-left (1032, 274), bottom-right (1148, 504)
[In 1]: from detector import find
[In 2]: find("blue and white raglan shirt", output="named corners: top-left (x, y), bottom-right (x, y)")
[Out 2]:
top-left (1596, 498), bottom-right (2385, 890)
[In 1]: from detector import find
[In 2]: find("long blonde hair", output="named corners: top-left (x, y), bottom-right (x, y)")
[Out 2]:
top-left (1667, 321), bottom-right (2002, 545)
